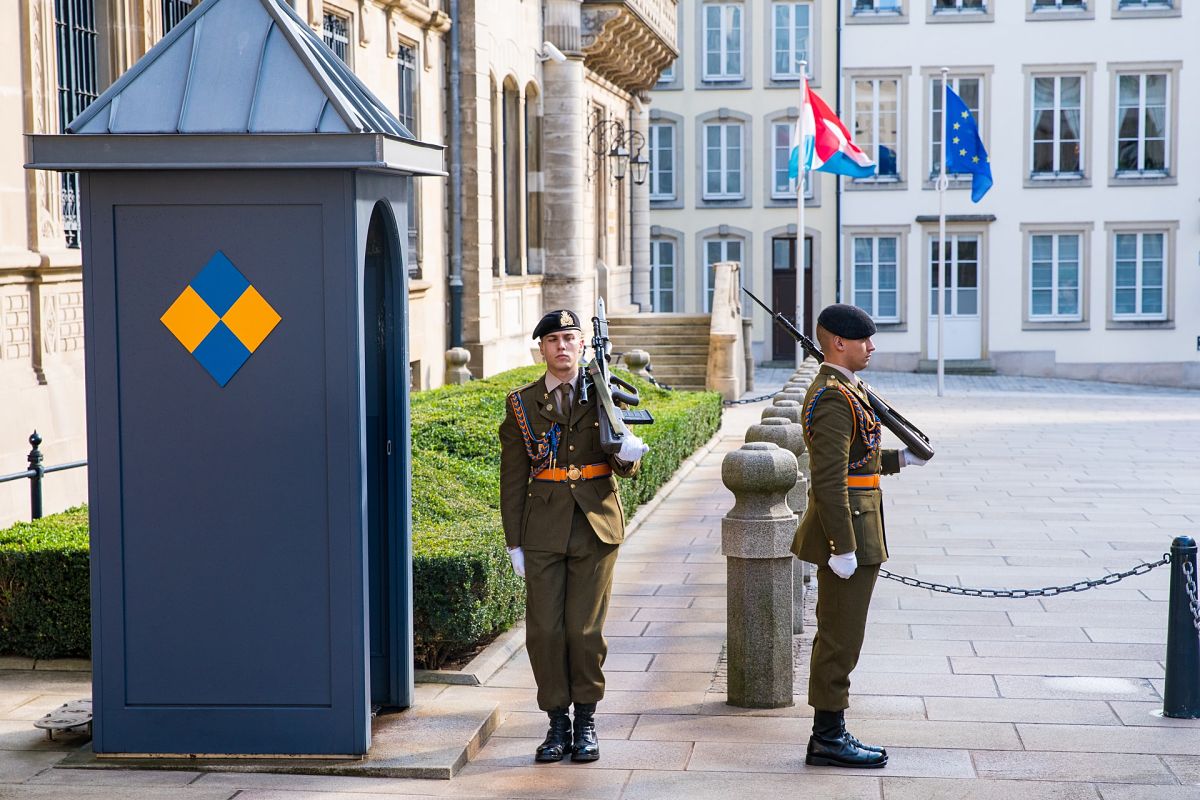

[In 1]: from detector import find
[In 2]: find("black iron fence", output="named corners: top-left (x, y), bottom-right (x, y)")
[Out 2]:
top-left (0, 431), bottom-right (87, 521)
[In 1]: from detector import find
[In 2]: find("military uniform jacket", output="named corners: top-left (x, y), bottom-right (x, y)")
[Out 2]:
top-left (499, 373), bottom-right (640, 553)
top-left (792, 365), bottom-right (900, 566)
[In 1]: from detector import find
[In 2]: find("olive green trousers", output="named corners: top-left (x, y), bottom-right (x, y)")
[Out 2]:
top-left (808, 562), bottom-right (880, 712)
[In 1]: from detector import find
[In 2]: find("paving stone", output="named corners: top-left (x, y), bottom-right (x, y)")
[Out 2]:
top-left (849, 672), bottom-right (999, 698)
top-left (29, 768), bottom-right (204, 787)
top-left (970, 642), bottom-right (1166, 661)
top-left (1017, 723), bottom-right (1200, 755)
top-left (1109, 702), bottom-right (1200, 727)
top-left (0, 719), bottom-right (87, 752)
top-left (1, 694), bottom-right (87, 723)
top-left (470, 736), bottom-right (692, 770)
top-left (622, 769), bottom-right (881, 800)
top-left (648, 653), bottom-right (721, 673)
top-left (1085, 628), bottom-right (1167, 644)
top-left (950, 658), bottom-right (1163, 679)
top-left (603, 671), bottom-right (712, 692)
top-left (687, 742), bottom-right (974, 778)
top-left (855, 654), bottom-right (952, 674)
top-left (191, 771), bottom-right (453, 795)
top-left (0, 787), bottom-right (241, 800)
top-left (450, 764), bottom-right (631, 799)
top-left (607, 595), bottom-right (693, 609)
top-left (642, 622), bottom-right (726, 637)
top-left (605, 636), bottom-right (725, 655)
top-left (995, 676), bottom-right (1161, 702)
top-left (858, 639), bottom-right (975, 656)
top-left (910, 625), bottom-right (1089, 642)
top-left (0, 750), bottom-right (68, 783)
top-left (851, 719), bottom-right (1022, 750)
top-left (1096, 787), bottom-right (1200, 800)
top-left (599, 653), bottom-right (652, 672)
top-left (0, 658), bottom-right (35, 670)
top-left (694, 694), bottom-right (927, 720)
top-left (631, 607), bottom-right (725, 623)
top-left (973, 751), bottom-right (1175, 784)
top-left (925, 697), bottom-right (1118, 724)
top-left (881, 777), bottom-right (1101, 800)
top-left (1162, 755), bottom-right (1200, 784)
top-left (491, 711), bottom-right (637, 741)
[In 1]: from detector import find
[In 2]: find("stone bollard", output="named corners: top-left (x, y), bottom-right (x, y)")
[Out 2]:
top-left (745, 418), bottom-right (808, 634)
top-left (763, 400), bottom-right (813, 586)
top-left (742, 318), bottom-right (755, 392)
top-left (624, 349), bottom-right (652, 379)
top-left (445, 347), bottom-right (472, 385)
top-left (721, 442), bottom-right (796, 708)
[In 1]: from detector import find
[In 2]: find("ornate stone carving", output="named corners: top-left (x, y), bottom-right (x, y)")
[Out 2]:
top-left (581, 1), bottom-right (678, 92)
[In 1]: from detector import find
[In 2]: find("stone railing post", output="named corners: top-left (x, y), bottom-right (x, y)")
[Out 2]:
top-left (445, 347), bottom-right (472, 385)
top-left (721, 442), bottom-right (796, 709)
top-left (706, 261), bottom-right (744, 401)
top-left (623, 348), bottom-right (652, 379)
top-left (745, 418), bottom-right (808, 634)
top-left (742, 317), bottom-right (755, 392)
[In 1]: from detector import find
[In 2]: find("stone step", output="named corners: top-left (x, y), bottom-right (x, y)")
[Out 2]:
top-left (608, 313), bottom-right (711, 326)
top-left (611, 333), bottom-right (711, 346)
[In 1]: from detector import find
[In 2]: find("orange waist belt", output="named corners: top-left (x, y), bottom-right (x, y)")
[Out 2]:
top-left (847, 474), bottom-right (881, 489)
top-left (534, 463), bottom-right (613, 483)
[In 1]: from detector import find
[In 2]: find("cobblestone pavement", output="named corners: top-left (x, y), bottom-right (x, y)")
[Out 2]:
top-left (2, 368), bottom-right (1198, 798)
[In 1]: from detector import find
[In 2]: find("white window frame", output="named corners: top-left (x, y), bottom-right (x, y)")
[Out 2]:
top-left (1110, 230), bottom-right (1167, 321)
top-left (650, 238), bottom-right (678, 313)
top-left (932, 0), bottom-right (988, 11)
top-left (771, 2), bottom-right (812, 81)
top-left (702, 3), bottom-right (744, 83)
top-left (1028, 232), bottom-right (1083, 321)
top-left (929, 74), bottom-right (985, 181)
top-left (1029, 74), bottom-right (1085, 180)
top-left (702, 237), bottom-right (744, 312)
top-left (851, 0), bottom-right (904, 14)
top-left (928, 233), bottom-right (981, 317)
top-left (851, 235), bottom-right (901, 323)
top-left (649, 123), bottom-right (676, 202)
top-left (703, 122), bottom-right (745, 200)
top-left (849, 75), bottom-right (903, 184)
top-left (658, 60), bottom-right (676, 85)
top-left (1114, 71), bottom-right (1170, 177)
top-left (1031, 0), bottom-right (1088, 8)
top-left (769, 120), bottom-right (814, 201)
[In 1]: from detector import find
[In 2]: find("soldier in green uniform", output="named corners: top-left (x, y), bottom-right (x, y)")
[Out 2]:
top-left (499, 309), bottom-right (649, 763)
top-left (792, 304), bottom-right (927, 769)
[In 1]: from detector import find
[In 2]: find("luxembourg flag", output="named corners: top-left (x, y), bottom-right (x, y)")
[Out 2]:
top-left (789, 78), bottom-right (876, 181)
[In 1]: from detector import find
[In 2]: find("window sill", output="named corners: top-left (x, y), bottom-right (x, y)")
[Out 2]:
top-left (848, 177), bottom-right (906, 191)
top-left (1106, 318), bottom-right (1173, 330)
top-left (1025, 7), bottom-right (1095, 20)
top-left (496, 273), bottom-right (545, 289)
top-left (1109, 172), bottom-right (1176, 187)
top-left (1023, 319), bottom-right (1089, 331)
top-left (1025, 173), bottom-right (1091, 188)
top-left (927, 9), bottom-right (994, 23)
top-left (651, 198), bottom-right (685, 210)
top-left (1112, 5), bottom-right (1181, 18)
top-left (766, 196), bottom-right (819, 208)
top-left (874, 321), bottom-right (906, 332)
top-left (922, 177), bottom-right (974, 191)
top-left (699, 197), bottom-right (752, 209)
top-left (408, 278), bottom-right (432, 298)
top-left (847, 11), bottom-right (908, 24)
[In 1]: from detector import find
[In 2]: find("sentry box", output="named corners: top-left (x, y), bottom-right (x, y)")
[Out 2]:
top-left (25, 0), bottom-right (443, 757)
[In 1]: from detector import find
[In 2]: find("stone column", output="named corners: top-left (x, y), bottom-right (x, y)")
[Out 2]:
top-left (721, 442), bottom-right (796, 709)
top-left (629, 98), bottom-right (651, 311)
top-left (745, 418), bottom-right (808, 633)
top-left (541, 0), bottom-right (590, 315)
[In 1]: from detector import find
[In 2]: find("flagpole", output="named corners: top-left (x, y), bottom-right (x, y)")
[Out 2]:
top-left (796, 64), bottom-right (808, 368)
top-left (936, 67), bottom-right (949, 398)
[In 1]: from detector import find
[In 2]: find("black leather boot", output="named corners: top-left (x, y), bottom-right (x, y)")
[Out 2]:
top-left (571, 702), bottom-right (600, 762)
top-left (805, 709), bottom-right (887, 768)
top-left (837, 710), bottom-right (886, 755)
top-left (535, 709), bottom-right (573, 763)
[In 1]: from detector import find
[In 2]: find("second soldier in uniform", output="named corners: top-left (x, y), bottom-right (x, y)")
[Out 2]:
top-left (499, 310), bottom-right (649, 763)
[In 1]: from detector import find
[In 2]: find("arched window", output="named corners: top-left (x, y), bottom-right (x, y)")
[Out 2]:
top-left (524, 83), bottom-right (544, 274)
top-left (490, 74), bottom-right (501, 277)
top-left (502, 78), bottom-right (522, 275)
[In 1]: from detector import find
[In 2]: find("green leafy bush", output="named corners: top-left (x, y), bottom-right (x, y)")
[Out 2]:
top-left (409, 365), bottom-right (722, 668)
top-left (0, 507), bottom-right (90, 659)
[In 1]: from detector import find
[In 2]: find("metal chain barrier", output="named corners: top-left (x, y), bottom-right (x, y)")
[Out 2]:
top-left (1184, 560), bottom-right (1200, 632)
top-left (878, 553), bottom-right (1171, 599)
top-left (723, 390), bottom-right (782, 406)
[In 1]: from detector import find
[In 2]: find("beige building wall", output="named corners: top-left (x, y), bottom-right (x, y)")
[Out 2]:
top-left (648, 0), bottom-right (838, 364)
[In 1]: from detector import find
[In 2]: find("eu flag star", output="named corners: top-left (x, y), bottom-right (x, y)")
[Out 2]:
top-left (953, 122), bottom-right (960, 130)
top-left (959, 148), bottom-right (967, 156)
top-left (952, 136), bottom-right (960, 144)
top-left (972, 155), bottom-right (979, 163)
top-left (961, 110), bottom-right (969, 118)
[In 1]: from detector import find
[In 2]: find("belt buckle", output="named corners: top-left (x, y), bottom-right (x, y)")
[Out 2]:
top-left (567, 465), bottom-right (582, 481)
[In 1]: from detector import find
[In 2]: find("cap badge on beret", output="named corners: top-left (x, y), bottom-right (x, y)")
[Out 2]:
top-left (559, 310), bottom-right (573, 327)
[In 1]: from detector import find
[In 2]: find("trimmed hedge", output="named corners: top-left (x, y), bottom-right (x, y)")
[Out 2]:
top-left (409, 365), bottom-right (722, 668)
top-left (0, 369), bottom-right (722, 666)
top-left (0, 507), bottom-right (90, 659)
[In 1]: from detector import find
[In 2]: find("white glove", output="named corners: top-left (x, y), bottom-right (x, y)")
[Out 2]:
top-left (901, 447), bottom-right (928, 468)
top-left (617, 433), bottom-right (649, 463)
top-left (508, 547), bottom-right (526, 578)
top-left (828, 551), bottom-right (858, 580)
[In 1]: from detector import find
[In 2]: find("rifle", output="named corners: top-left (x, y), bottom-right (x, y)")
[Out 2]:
top-left (742, 287), bottom-right (935, 462)
top-left (584, 298), bottom-right (654, 454)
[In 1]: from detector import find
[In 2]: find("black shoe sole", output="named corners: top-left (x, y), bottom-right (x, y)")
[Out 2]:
top-left (571, 751), bottom-right (600, 762)
top-left (805, 754), bottom-right (888, 768)
top-left (535, 751), bottom-right (567, 763)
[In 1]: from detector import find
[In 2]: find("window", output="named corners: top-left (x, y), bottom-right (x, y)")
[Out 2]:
top-left (54, 0), bottom-right (98, 249)
top-left (322, 12), bottom-right (350, 63)
top-left (650, 239), bottom-right (677, 312)
top-left (1032, 0), bottom-right (1085, 8)
top-left (702, 3), bottom-right (743, 82)
top-left (703, 238), bottom-right (743, 312)
top-left (1115, 72), bottom-right (1168, 176)
top-left (649, 123), bottom-right (676, 201)
top-left (502, 82), bottom-right (522, 275)
top-left (771, 121), bottom-right (812, 200)
top-left (1031, 75), bottom-right (1083, 178)
top-left (854, 0), bottom-right (903, 12)
top-left (658, 60), bottom-right (676, 85)
top-left (851, 77), bottom-right (900, 180)
top-left (853, 237), bottom-right (900, 322)
top-left (398, 44), bottom-right (419, 277)
top-left (931, 76), bottom-right (982, 179)
top-left (1029, 234), bottom-right (1082, 319)
top-left (162, 0), bottom-right (194, 33)
top-left (525, 85), bottom-right (544, 275)
top-left (929, 235), bottom-right (979, 316)
top-left (772, 2), bottom-right (811, 80)
top-left (933, 0), bottom-right (986, 10)
top-left (1118, 0), bottom-right (1172, 7)
top-left (1112, 231), bottom-right (1165, 319)
top-left (703, 122), bottom-right (744, 200)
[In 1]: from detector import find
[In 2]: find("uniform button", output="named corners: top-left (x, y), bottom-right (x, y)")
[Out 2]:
top-left (527, 492), bottom-right (532, 497)
top-left (594, 422), bottom-right (599, 427)
top-left (570, 483), bottom-right (577, 488)
top-left (546, 404), bottom-right (554, 411)
top-left (853, 510), bottom-right (861, 517)
top-left (569, 445), bottom-right (575, 451)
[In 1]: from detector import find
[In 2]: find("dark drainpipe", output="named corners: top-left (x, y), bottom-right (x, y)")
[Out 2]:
top-left (447, 0), bottom-right (464, 347)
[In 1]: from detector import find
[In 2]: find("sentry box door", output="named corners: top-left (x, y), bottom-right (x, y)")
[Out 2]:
top-left (84, 170), bottom-right (379, 755)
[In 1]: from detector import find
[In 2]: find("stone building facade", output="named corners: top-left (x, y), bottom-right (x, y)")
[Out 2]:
top-left (455, 0), bottom-right (677, 376)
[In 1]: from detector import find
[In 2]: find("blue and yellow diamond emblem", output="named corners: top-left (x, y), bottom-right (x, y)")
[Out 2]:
top-left (161, 251), bottom-right (281, 387)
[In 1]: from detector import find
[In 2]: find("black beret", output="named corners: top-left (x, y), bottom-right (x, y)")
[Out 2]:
top-left (532, 309), bottom-right (582, 340)
top-left (817, 304), bottom-right (877, 340)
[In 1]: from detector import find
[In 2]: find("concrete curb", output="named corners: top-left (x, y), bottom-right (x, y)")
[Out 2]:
top-left (415, 621), bottom-right (526, 687)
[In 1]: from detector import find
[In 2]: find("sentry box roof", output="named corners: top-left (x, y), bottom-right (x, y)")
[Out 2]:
top-left (25, 0), bottom-right (443, 176)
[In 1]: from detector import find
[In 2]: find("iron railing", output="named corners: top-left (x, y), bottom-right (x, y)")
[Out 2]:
top-left (0, 432), bottom-right (87, 520)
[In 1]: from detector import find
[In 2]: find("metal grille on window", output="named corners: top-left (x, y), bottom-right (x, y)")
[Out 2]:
top-left (162, 0), bottom-right (194, 34)
top-left (322, 13), bottom-right (350, 63)
top-left (54, 0), bottom-right (98, 249)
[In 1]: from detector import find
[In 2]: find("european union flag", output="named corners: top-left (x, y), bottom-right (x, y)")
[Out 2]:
top-left (944, 85), bottom-right (992, 202)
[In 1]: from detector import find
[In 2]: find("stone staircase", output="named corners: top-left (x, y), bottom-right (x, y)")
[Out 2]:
top-left (607, 313), bottom-right (711, 392)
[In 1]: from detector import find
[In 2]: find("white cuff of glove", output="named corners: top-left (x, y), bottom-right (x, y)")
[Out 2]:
top-left (901, 447), bottom-right (928, 468)
top-left (828, 551), bottom-right (858, 580)
top-left (617, 433), bottom-right (649, 463)
top-left (507, 546), bottom-right (526, 578)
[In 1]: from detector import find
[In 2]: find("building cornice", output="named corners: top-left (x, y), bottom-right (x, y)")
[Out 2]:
top-left (581, 1), bottom-right (678, 93)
